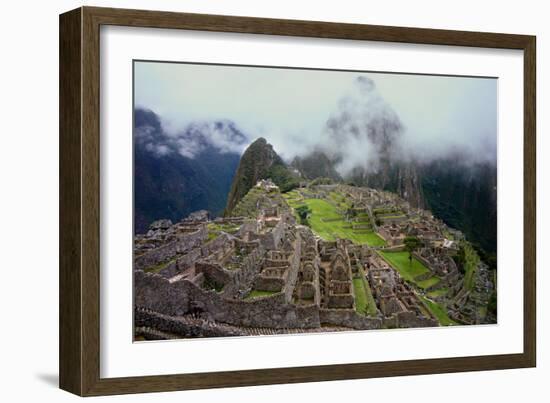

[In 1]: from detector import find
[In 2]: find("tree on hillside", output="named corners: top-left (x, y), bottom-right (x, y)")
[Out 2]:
top-left (346, 203), bottom-right (356, 221)
top-left (453, 244), bottom-right (466, 274)
top-left (295, 205), bottom-right (312, 226)
top-left (310, 177), bottom-right (334, 186)
top-left (404, 236), bottom-right (423, 265)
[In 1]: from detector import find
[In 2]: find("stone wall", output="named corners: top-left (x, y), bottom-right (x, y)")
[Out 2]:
top-left (158, 248), bottom-right (202, 278)
top-left (283, 231), bottom-right (301, 302)
top-left (396, 311), bottom-right (438, 328)
top-left (135, 269), bottom-right (321, 329)
top-left (379, 245), bottom-right (405, 252)
top-left (236, 221), bottom-right (258, 238)
top-left (380, 215), bottom-right (408, 224)
top-left (200, 233), bottom-right (233, 257)
top-left (188, 280), bottom-right (320, 328)
top-left (134, 270), bottom-right (190, 316)
top-left (253, 276), bottom-right (285, 292)
top-left (135, 307), bottom-right (246, 338)
top-left (328, 294), bottom-right (354, 309)
top-left (135, 225), bottom-right (208, 270)
top-left (319, 309), bottom-right (382, 330)
top-left (230, 243), bottom-right (266, 295)
top-left (250, 219), bottom-right (286, 250)
top-left (195, 262), bottom-right (233, 291)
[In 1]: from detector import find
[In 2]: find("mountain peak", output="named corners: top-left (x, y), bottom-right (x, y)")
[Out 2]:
top-left (251, 137), bottom-right (267, 145)
top-left (224, 138), bottom-right (298, 215)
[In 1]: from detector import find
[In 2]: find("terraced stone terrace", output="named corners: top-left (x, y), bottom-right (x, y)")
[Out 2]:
top-left (378, 251), bottom-right (440, 290)
top-left (284, 190), bottom-right (386, 247)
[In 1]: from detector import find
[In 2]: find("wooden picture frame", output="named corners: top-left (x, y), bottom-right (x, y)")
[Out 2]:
top-left (59, 6), bottom-right (536, 396)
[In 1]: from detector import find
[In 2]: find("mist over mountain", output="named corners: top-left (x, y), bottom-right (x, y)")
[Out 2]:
top-left (308, 77), bottom-right (424, 207)
top-left (284, 76), bottom-right (496, 251)
top-left (291, 150), bottom-right (342, 182)
top-left (134, 108), bottom-right (248, 234)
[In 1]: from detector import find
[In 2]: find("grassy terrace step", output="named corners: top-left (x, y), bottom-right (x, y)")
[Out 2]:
top-left (353, 278), bottom-right (368, 315)
top-left (299, 198), bottom-right (386, 246)
top-left (207, 222), bottom-right (241, 241)
top-left (362, 277), bottom-right (379, 316)
top-left (379, 215), bottom-right (407, 220)
top-left (244, 290), bottom-right (278, 300)
top-left (462, 242), bottom-right (481, 291)
top-left (144, 256), bottom-right (177, 274)
top-left (378, 250), bottom-right (440, 290)
top-left (232, 187), bottom-right (288, 218)
top-left (418, 295), bottom-right (456, 326)
top-left (427, 288), bottom-right (449, 298)
top-left (353, 267), bottom-right (378, 317)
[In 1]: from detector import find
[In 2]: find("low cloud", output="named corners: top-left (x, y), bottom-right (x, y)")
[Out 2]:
top-left (135, 112), bottom-right (249, 159)
top-left (321, 76), bottom-right (405, 176)
top-left (135, 61), bottom-right (497, 170)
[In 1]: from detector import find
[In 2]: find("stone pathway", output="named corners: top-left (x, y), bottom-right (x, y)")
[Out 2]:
top-left (135, 307), bottom-right (350, 339)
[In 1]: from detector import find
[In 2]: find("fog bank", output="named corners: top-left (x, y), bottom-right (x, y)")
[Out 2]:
top-left (135, 61), bottom-right (497, 169)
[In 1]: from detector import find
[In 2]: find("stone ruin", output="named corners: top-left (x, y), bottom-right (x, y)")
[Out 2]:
top-left (134, 184), bottom-right (494, 340)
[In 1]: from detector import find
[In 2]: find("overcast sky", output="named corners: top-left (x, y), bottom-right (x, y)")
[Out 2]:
top-left (134, 61), bottom-right (497, 165)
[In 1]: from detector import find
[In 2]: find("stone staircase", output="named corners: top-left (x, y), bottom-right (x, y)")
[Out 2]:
top-left (135, 306), bottom-right (348, 339)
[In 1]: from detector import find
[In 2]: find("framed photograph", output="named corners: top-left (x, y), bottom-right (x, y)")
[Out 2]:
top-left (59, 6), bottom-right (536, 396)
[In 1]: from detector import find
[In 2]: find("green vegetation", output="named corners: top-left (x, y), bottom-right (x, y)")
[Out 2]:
top-left (473, 243), bottom-right (497, 272)
top-left (290, 151), bottom-right (342, 183)
top-left (297, 198), bottom-right (386, 246)
top-left (362, 277), bottom-right (378, 316)
top-left (421, 164), bottom-right (497, 255)
top-left (356, 212), bottom-right (370, 221)
top-left (295, 205), bottom-right (312, 226)
top-left (427, 288), bottom-right (449, 298)
top-left (225, 137), bottom-right (299, 214)
top-left (282, 190), bottom-right (303, 204)
top-left (245, 290), bottom-right (278, 299)
top-left (207, 222), bottom-right (241, 241)
top-left (353, 266), bottom-right (378, 317)
top-left (328, 191), bottom-right (352, 210)
top-left (379, 214), bottom-right (406, 220)
top-left (266, 164), bottom-right (300, 193)
top-left (232, 187), bottom-right (264, 218)
top-left (144, 257), bottom-right (177, 274)
top-left (203, 277), bottom-right (224, 292)
top-left (232, 187), bottom-right (288, 218)
top-left (373, 206), bottom-right (406, 223)
top-left (310, 177), bottom-right (335, 186)
top-left (378, 251), bottom-right (428, 280)
top-left (461, 242), bottom-right (481, 290)
top-left (373, 207), bottom-right (401, 215)
top-left (378, 251), bottom-right (440, 290)
top-left (329, 191), bottom-right (345, 203)
top-left (353, 278), bottom-right (368, 315)
top-left (404, 236), bottom-right (423, 264)
top-left (419, 295), bottom-right (456, 326)
top-left (487, 290), bottom-right (497, 317)
top-left (416, 277), bottom-right (441, 289)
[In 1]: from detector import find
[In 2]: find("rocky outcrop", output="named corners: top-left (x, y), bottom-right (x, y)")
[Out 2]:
top-left (291, 150), bottom-right (342, 182)
top-left (225, 138), bottom-right (298, 214)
